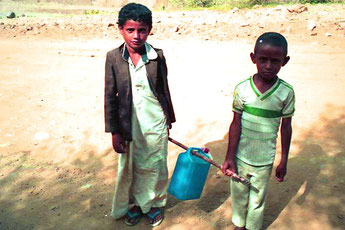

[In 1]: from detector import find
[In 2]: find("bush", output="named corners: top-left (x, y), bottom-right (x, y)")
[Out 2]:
top-left (185, 0), bottom-right (214, 7)
top-left (169, 0), bottom-right (218, 7)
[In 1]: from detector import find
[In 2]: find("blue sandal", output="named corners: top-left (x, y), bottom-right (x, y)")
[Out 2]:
top-left (125, 206), bottom-right (142, 226)
top-left (147, 208), bottom-right (164, 227)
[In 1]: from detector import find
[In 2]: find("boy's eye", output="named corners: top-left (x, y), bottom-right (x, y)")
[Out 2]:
top-left (259, 57), bottom-right (268, 62)
top-left (138, 28), bottom-right (148, 33)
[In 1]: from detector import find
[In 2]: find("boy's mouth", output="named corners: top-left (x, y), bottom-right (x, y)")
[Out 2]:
top-left (131, 40), bottom-right (141, 45)
top-left (262, 72), bottom-right (274, 77)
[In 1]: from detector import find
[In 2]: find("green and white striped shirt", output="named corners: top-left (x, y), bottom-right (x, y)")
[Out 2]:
top-left (233, 76), bottom-right (295, 166)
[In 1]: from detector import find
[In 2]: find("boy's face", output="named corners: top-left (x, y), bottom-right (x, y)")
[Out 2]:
top-left (118, 20), bottom-right (151, 53)
top-left (250, 44), bottom-right (290, 82)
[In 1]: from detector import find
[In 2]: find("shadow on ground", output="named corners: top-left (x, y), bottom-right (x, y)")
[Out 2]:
top-left (0, 132), bottom-right (119, 230)
top-left (1, 106), bottom-right (345, 230)
top-left (200, 105), bottom-right (345, 229)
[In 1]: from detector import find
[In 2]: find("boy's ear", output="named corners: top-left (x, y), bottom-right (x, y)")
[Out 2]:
top-left (118, 25), bottom-right (123, 34)
top-left (250, 52), bottom-right (256, 64)
top-left (282, 56), bottom-right (290, 66)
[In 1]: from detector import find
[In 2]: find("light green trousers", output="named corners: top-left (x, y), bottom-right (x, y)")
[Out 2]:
top-left (231, 158), bottom-right (273, 230)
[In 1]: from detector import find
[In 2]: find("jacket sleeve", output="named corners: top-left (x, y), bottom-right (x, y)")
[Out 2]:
top-left (160, 52), bottom-right (176, 127)
top-left (104, 51), bottom-right (119, 133)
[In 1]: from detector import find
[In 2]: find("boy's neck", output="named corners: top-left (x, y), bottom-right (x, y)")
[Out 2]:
top-left (126, 43), bottom-right (146, 56)
top-left (253, 74), bottom-right (278, 94)
top-left (126, 44), bottom-right (146, 67)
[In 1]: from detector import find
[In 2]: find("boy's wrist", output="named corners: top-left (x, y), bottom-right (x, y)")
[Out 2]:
top-left (225, 154), bottom-right (235, 162)
top-left (280, 158), bottom-right (288, 166)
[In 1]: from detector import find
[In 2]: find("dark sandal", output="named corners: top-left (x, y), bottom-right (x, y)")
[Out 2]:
top-left (125, 206), bottom-right (142, 226)
top-left (147, 208), bottom-right (164, 227)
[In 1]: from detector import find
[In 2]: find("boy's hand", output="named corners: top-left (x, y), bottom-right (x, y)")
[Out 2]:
top-left (221, 160), bottom-right (237, 176)
top-left (275, 163), bottom-right (287, 182)
top-left (112, 133), bottom-right (128, 154)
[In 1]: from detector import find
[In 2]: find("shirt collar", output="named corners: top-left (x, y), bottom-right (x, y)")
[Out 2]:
top-left (122, 42), bottom-right (158, 63)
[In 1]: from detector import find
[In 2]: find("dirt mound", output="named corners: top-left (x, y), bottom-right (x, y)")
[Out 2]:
top-left (1, 4), bottom-right (344, 48)
top-left (8, 0), bottom-right (166, 8)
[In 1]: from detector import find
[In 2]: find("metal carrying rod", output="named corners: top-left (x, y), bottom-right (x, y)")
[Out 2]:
top-left (168, 137), bottom-right (251, 186)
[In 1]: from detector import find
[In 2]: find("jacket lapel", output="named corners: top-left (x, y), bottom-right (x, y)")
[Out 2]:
top-left (115, 45), bottom-right (132, 103)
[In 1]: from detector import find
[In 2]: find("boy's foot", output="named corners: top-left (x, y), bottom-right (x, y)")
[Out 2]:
top-left (147, 207), bottom-right (164, 227)
top-left (234, 226), bottom-right (246, 230)
top-left (125, 206), bottom-right (142, 226)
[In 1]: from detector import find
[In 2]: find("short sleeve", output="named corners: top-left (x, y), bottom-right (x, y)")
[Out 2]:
top-left (232, 85), bottom-right (244, 114)
top-left (282, 89), bottom-right (295, 118)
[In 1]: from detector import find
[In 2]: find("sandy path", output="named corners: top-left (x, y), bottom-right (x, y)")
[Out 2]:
top-left (0, 36), bottom-right (345, 229)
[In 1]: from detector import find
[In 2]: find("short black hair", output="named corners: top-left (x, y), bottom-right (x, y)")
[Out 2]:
top-left (254, 32), bottom-right (288, 56)
top-left (117, 3), bottom-right (152, 28)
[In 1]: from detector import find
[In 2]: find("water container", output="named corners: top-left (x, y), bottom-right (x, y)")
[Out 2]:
top-left (168, 147), bottom-right (212, 200)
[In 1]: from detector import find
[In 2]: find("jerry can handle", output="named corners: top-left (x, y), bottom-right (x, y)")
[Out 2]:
top-left (187, 147), bottom-right (211, 159)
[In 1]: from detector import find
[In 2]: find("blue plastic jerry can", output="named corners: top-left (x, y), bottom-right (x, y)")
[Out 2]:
top-left (168, 147), bottom-right (212, 200)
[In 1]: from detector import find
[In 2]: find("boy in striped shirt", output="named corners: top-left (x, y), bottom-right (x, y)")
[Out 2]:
top-left (222, 32), bottom-right (295, 230)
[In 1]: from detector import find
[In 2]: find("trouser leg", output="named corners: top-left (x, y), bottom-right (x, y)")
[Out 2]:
top-left (110, 152), bottom-right (133, 219)
top-left (245, 163), bottom-right (273, 230)
top-left (231, 159), bottom-right (250, 228)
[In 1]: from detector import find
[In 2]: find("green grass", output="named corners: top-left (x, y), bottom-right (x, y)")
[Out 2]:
top-left (0, 0), bottom-right (117, 18)
top-left (166, 0), bottom-right (345, 10)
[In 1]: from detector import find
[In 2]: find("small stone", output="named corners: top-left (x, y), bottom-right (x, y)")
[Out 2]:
top-left (229, 7), bottom-right (239, 14)
top-left (325, 32), bottom-right (332, 37)
top-left (107, 23), bottom-right (114, 27)
top-left (338, 214), bottom-right (344, 219)
top-left (308, 20), bottom-right (316, 31)
top-left (287, 5), bottom-right (308, 14)
top-left (7, 12), bottom-right (16, 19)
top-left (173, 26), bottom-right (179, 32)
top-left (241, 23), bottom-right (250, 27)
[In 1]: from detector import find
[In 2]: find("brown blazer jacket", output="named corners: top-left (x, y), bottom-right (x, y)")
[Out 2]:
top-left (104, 43), bottom-right (176, 141)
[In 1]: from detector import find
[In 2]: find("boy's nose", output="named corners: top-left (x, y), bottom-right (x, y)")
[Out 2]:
top-left (265, 61), bottom-right (273, 69)
top-left (133, 30), bottom-right (140, 39)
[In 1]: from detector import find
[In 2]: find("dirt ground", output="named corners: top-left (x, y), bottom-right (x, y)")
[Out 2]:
top-left (1, 3), bottom-right (345, 230)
